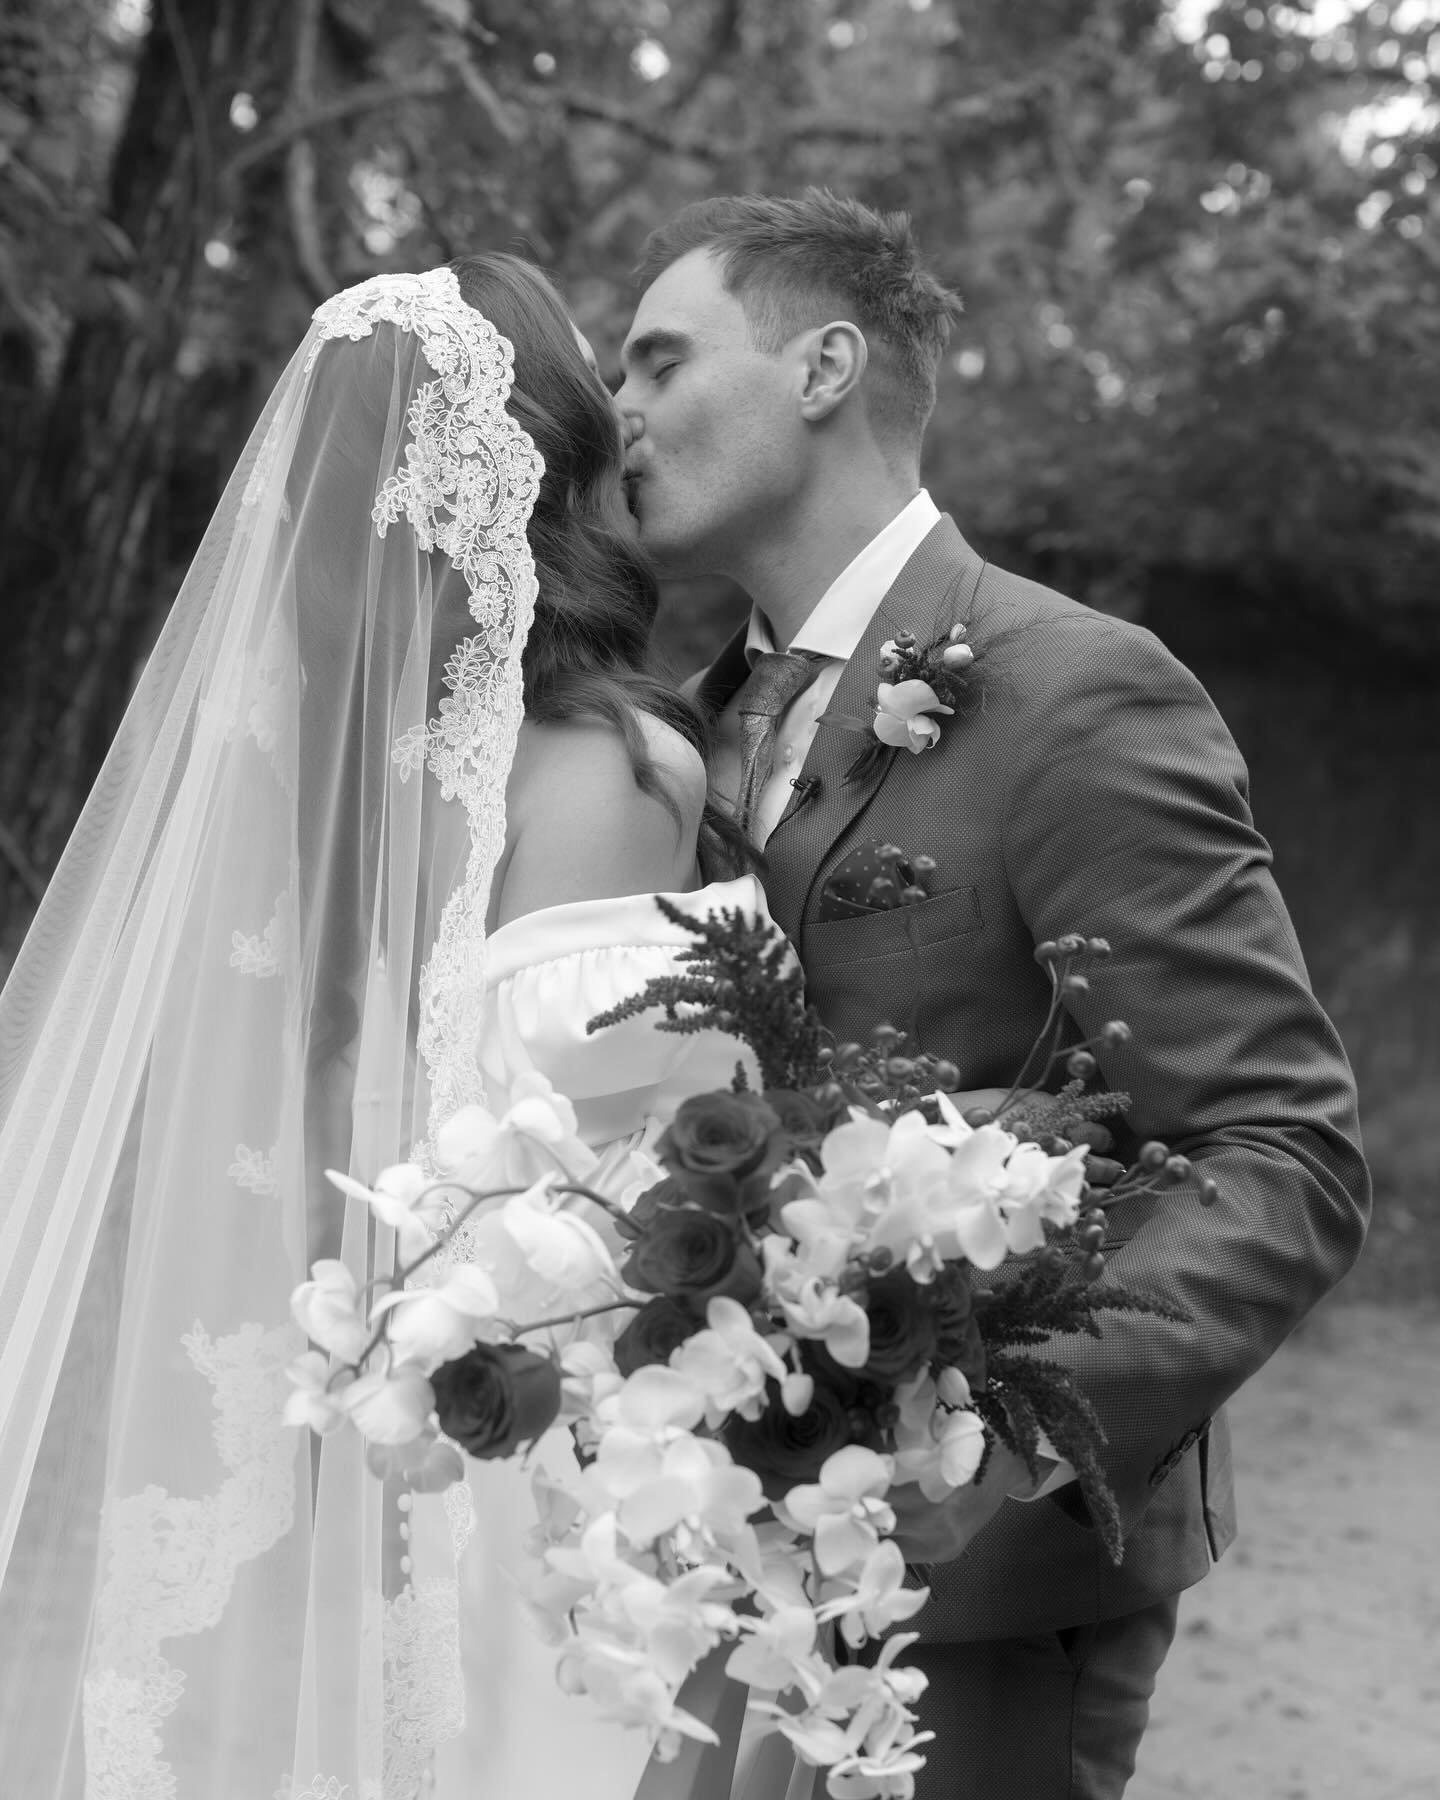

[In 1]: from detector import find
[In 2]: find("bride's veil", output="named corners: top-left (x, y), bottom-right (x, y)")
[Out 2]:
top-left (0, 268), bottom-right (542, 1796)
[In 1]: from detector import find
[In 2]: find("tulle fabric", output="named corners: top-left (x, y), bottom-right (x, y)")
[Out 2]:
top-left (422, 878), bottom-right (768, 1800)
top-left (0, 273), bottom-right (541, 1797)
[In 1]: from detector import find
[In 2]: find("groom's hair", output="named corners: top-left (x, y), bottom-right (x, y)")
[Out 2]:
top-left (636, 189), bottom-right (963, 453)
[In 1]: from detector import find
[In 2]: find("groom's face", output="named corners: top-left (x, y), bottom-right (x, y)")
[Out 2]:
top-left (615, 248), bottom-right (805, 575)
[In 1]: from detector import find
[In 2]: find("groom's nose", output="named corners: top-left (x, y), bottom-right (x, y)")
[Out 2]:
top-left (617, 404), bottom-right (644, 453)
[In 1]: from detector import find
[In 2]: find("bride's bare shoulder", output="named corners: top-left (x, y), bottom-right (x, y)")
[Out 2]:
top-left (512, 712), bottom-right (705, 826)
top-left (495, 713), bottom-right (705, 924)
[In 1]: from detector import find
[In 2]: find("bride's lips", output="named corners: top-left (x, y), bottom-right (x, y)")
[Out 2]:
top-left (623, 469), bottom-right (642, 518)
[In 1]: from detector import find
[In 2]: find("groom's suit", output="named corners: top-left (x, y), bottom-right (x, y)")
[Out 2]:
top-left (699, 515), bottom-right (1368, 1793)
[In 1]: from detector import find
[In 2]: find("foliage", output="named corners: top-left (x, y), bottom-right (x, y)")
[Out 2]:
top-left (0, 0), bottom-right (1437, 929)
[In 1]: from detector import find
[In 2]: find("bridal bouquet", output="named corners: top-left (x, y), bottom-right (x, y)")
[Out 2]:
top-left (287, 907), bottom-right (1196, 1798)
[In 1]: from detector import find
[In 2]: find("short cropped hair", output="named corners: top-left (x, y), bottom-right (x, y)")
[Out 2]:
top-left (636, 189), bottom-right (963, 451)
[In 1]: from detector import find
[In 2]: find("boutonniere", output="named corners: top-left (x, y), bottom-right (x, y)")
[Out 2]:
top-left (830, 623), bottom-right (977, 782)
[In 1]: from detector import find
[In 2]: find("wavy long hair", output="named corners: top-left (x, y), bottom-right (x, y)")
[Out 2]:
top-left (450, 251), bottom-right (731, 843)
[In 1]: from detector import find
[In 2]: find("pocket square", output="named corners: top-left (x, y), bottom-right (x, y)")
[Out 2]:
top-left (818, 841), bottom-right (931, 921)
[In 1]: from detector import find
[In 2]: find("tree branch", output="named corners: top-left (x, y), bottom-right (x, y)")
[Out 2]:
top-left (0, 819), bottom-right (45, 907)
top-left (286, 0), bottom-right (335, 302)
top-left (223, 70), bottom-right (454, 181)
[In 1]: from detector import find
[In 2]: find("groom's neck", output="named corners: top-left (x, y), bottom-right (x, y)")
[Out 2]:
top-left (741, 474), bottom-right (919, 649)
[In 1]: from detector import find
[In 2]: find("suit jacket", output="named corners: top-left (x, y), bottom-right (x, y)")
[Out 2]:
top-left (697, 516), bottom-right (1369, 1640)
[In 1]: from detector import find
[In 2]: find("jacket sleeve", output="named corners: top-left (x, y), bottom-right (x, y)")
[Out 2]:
top-left (1000, 613), bottom-right (1369, 1535)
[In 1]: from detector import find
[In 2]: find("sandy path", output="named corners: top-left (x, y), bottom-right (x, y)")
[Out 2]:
top-left (1129, 1299), bottom-right (1440, 1800)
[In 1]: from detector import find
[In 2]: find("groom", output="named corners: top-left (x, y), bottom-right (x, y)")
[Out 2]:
top-left (614, 190), bottom-right (1369, 1798)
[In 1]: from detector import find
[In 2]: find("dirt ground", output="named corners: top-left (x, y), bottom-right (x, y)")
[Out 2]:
top-left (1128, 1298), bottom-right (1440, 1800)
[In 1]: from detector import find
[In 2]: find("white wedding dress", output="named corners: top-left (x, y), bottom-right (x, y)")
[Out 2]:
top-left (417, 874), bottom-right (773, 1800)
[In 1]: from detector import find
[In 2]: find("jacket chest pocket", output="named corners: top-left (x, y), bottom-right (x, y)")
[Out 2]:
top-left (804, 883), bottom-right (983, 972)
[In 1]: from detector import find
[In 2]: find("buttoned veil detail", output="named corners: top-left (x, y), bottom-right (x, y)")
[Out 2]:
top-left (0, 269), bottom-right (542, 1797)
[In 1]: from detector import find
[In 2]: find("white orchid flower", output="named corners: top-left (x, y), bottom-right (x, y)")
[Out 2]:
top-left (615, 1432), bottom-right (765, 1547)
top-left (501, 1184), bottom-right (618, 1292)
top-left (370, 1263), bottom-right (501, 1368)
top-left (816, 1540), bottom-right (928, 1647)
top-left (557, 1636), bottom-right (719, 1759)
top-left (282, 1349), bottom-right (350, 1434)
top-left (290, 1258), bottom-right (372, 1361)
top-left (338, 1365), bottom-right (434, 1446)
top-left (892, 1376), bottom-right (986, 1501)
top-left (324, 1164), bottom-right (448, 1263)
top-left (825, 1727), bottom-right (935, 1799)
top-left (763, 1239), bottom-right (871, 1368)
top-left (726, 1604), bottom-right (824, 1690)
top-left (873, 679), bottom-right (953, 753)
top-left (597, 1363), bottom-right (709, 1437)
top-left (436, 1071), bottom-right (599, 1190)
top-left (992, 1139), bottom-right (1088, 1252)
top-left (670, 1296), bottom-right (789, 1424)
top-left (780, 1446), bottom-right (897, 1576)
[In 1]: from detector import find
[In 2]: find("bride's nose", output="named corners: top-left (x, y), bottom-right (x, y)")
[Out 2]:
top-left (617, 406), bottom-right (643, 453)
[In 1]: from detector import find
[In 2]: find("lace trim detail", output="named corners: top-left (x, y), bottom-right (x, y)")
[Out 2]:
top-left (242, 413), bottom-right (291, 517)
top-left (277, 1778), bottom-right (380, 1800)
top-left (381, 1577), bottom-right (466, 1799)
top-left (229, 1142), bottom-right (279, 1195)
top-left (83, 1322), bottom-right (303, 1798)
top-left (230, 891), bottom-right (290, 977)
top-left (308, 268), bottom-right (542, 1156)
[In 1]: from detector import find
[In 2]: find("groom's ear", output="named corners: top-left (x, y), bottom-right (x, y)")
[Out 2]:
top-left (797, 322), bottom-right (867, 422)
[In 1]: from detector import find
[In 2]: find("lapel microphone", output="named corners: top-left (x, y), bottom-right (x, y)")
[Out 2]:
top-left (790, 775), bottom-right (821, 804)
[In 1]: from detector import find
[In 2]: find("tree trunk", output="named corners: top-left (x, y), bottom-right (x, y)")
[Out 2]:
top-left (0, 0), bottom-right (245, 939)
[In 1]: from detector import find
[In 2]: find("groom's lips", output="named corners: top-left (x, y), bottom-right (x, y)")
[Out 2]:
top-left (623, 470), bottom-right (642, 517)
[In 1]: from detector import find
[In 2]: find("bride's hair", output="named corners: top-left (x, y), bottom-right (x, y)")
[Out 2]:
top-left (449, 251), bottom-right (715, 828)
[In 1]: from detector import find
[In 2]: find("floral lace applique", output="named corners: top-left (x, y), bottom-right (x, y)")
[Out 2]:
top-left (229, 890), bottom-right (291, 978)
top-left (83, 1321), bottom-right (302, 1798)
top-left (229, 1143), bottom-right (279, 1196)
top-left (277, 1777), bottom-right (381, 1800)
top-left (381, 1576), bottom-right (466, 1799)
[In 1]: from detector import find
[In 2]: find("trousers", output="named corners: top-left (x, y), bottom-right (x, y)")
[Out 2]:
top-left (906, 1596), bottom-right (1181, 1800)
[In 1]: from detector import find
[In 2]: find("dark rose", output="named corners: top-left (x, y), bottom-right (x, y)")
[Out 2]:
top-left (724, 1377), bottom-right (855, 1496)
top-left (614, 1175), bottom-right (686, 1242)
top-left (431, 1343), bottom-right (562, 1460)
top-left (860, 1269), bottom-right (939, 1382)
top-left (622, 1208), bottom-right (763, 1307)
top-left (761, 1088), bottom-right (831, 1155)
top-left (657, 1092), bottom-right (785, 1181)
top-left (933, 1266), bottom-right (986, 1390)
top-left (613, 1295), bottom-right (701, 1375)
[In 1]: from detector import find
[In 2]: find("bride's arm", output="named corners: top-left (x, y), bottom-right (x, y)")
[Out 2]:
top-left (495, 715), bottom-right (704, 927)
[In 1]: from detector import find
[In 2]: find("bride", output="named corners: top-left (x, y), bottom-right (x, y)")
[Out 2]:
top-left (0, 253), bottom-right (774, 1798)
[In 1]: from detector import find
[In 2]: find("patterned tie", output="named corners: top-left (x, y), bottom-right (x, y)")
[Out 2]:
top-left (733, 649), bottom-right (827, 839)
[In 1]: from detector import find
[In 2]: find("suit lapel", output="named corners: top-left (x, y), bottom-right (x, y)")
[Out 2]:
top-left (760, 517), bottom-right (989, 946)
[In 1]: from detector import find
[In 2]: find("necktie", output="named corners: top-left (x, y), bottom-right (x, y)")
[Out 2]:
top-left (733, 649), bottom-right (827, 839)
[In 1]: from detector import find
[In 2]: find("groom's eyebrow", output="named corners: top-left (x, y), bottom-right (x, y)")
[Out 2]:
top-left (622, 328), bottom-right (692, 369)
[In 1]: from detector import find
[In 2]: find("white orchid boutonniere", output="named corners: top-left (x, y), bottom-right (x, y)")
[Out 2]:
top-left (836, 623), bottom-right (977, 782)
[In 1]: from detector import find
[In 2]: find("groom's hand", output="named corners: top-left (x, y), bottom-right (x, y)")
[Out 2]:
top-left (887, 1443), bottom-right (1053, 1565)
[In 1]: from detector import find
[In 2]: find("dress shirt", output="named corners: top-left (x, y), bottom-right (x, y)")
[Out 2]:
top-left (711, 491), bottom-right (942, 846)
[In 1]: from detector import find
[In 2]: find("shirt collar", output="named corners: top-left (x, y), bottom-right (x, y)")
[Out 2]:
top-left (744, 490), bottom-right (942, 664)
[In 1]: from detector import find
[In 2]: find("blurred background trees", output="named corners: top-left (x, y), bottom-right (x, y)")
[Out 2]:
top-left (1, 0), bottom-right (1436, 1249)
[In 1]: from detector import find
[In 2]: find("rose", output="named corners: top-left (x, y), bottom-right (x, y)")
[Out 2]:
top-left (656, 1092), bottom-right (785, 1182)
top-left (622, 1209), bottom-right (763, 1308)
top-left (613, 1295), bottom-right (701, 1376)
top-left (762, 1088), bottom-right (832, 1156)
top-left (932, 1266), bottom-right (986, 1390)
top-left (724, 1376), bottom-right (856, 1496)
top-left (860, 1269), bottom-right (939, 1382)
top-left (430, 1343), bottom-right (563, 1459)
